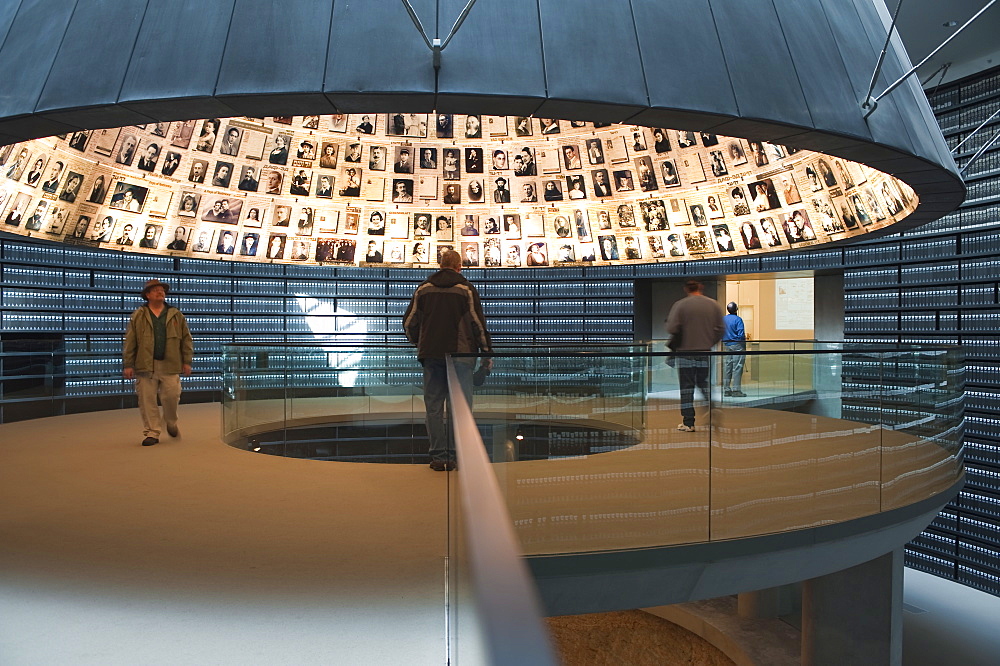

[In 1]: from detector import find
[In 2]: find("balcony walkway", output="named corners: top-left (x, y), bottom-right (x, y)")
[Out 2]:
top-left (0, 403), bottom-right (993, 664)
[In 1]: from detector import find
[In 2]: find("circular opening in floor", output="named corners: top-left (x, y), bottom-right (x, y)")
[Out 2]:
top-left (239, 419), bottom-right (640, 463)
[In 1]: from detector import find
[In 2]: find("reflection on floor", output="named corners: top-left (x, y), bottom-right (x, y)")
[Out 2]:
top-left (0, 404), bottom-right (981, 664)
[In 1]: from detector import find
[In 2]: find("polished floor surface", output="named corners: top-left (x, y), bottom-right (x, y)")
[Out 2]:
top-left (0, 404), bottom-right (990, 664)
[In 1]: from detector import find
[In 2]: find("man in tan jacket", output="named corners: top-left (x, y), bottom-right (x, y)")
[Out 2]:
top-left (123, 279), bottom-right (193, 446)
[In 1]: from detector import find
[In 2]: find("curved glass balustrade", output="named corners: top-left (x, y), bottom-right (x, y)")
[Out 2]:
top-left (221, 341), bottom-right (964, 550)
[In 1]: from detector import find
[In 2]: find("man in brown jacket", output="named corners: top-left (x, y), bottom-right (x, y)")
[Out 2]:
top-left (403, 250), bottom-right (491, 471)
top-left (123, 279), bottom-right (193, 446)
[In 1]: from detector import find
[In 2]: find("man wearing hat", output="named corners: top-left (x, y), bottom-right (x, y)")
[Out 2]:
top-left (123, 279), bottom-right (193, 446)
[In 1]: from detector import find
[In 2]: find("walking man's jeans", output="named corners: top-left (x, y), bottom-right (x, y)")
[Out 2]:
top-left (421, 357), bottom-right (474, 463)
top-left (722, 342), bottom-right (746, 391)
top-left (677, 355), bottom-right (710, 428)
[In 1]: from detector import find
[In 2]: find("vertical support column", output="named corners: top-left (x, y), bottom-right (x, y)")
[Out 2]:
top-left (801, 549), bottom-right (903, 666)
top-left (810, 273), bottom-right (844, 419)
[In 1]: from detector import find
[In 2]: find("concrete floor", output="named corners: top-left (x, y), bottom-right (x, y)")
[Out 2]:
top-left (0, 403), bottom-right (993, 664)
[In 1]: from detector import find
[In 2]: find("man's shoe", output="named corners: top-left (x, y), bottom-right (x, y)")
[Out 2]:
top-left (731, 390), bottom-right (747, 397)
top-left (430, 460), bottom-right (447, 471)
top-left (676, 424), bottom-right (695, 432)
top-left (141, 437), bottom-right (159, 446)
top-left (724, 389), bottom-right (733, 397)
top-left (166, 424), bottom-right (179, 437)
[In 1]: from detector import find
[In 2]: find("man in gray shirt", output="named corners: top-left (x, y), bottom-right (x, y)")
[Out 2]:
top-left (665, 280), bottom-right (724, 431)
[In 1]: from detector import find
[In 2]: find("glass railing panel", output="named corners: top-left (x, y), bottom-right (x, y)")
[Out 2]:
top-left (709, 350), bottom-right (881, 540)
top-left (482, 350), bottom-right (711, 555)
top-left (878, 348), bottom-right (965, 511)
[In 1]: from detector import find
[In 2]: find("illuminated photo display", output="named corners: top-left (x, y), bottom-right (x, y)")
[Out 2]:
top-left (0, 114), bottom-right (916, 267)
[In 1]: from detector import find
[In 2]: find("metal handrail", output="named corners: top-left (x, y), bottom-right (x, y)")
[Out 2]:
top-left (446, 356), bottom-right (558, 666)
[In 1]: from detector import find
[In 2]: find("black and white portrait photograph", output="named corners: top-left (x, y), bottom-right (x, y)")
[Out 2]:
top-left (268, 134), bottom-right (291, 165)
top-left (467, 179), bottom-right (485, 203)
top-left (320, 142), bottom-right (339, 169)
top-left (177, 191), bottom-right (200, 217)
top-left (212, 161), bottom-right (234, 188)
top-left (635, 156), bottom-right (657, 192)
top-left (464, 114), bottom-right (482, 139)
top-left (613, 169), bottom-right (634, 192)
top-left (413, 213), bottom-right (432, 237)
top-left (781, 209), bottom-right (817, 243)
top-left (89, 215), bottom-right (115, 242)
top-left (749, 178), bottom-right (781, 212)
top-left (191, 228), bottom-right (214, 253)
top-left (461, 242), bottom-right (479, 267)
top-left (689, 203), bottom-right (708, 227)
top-left (709, 150), bottom-right (728, 177)
top-left (539, 118), bottom-right (560, 135)
top-left (115, 133), bottom-right (138, 166)
top-left (265, 233), bottom-right (286, 259)
top-left (136, 142), bottom-right (160, 172)
top-left (706, 195), bottom-right (725, 219)
top-left (591, 169), bottom-right (612, 197)
top-left (58, 172), bottom-right (83, 203)
top-left (386, 113), bottom-right (428, 137)
top-left (272, 205), bottom-right (292, 228)
top-left (727, 140), bottom-right (747, 166)
top-left (435, 215), bottom-right (454, 240)
top-left (188, 159), bottom-right (208, 184)
top-left (393, 147), bottom-right (414, 173)
top-left (542, 179), bottom-right (563, 202)
top-left (713, 224), bottom-right (735, 252)
top-left (237, 165), bottom-right (259, 192)
top-left (239, 232), bottom-right (259, 256)
top-left (526, 242), bottom-right (548, 266)
top-left (289, 168), bottom-right (311, 196)
top-left (296, 139), bottom-right (316, 160)
top-left (354, 114), bottom-right (374, 134)
top-left (623, 235), bottom-right (643, 259)
top-left (216, 229), bottom-right (237, 255)
top-left (435, 113), bottom-right (454, 138)
top-left (368, 145), bottom-right (387, 171)
top-left (653, 127), bottom-right (671, 155)
top-left (513, 116), bottom-right (532, 137)
top-left (660, 159), bottom-right (680, 187)
top-left (200, 196), bottom-right (243, 223)
top-left (339, 168), bottom-right (361, 196)
top-left (565, 175), bottom-right (586, 200)
top-left (68, 130), bottom-right (91, 152)
top-left (263, 169), bottom-right (284, 195)
top-left (165, 226), bottom-right (189, 251)
top-left (647, 235), bottom-right (665, 259)
top-left (730, 187), bottom-right (751, 216)
top-left (616, 203), bottom-right (636, 229)
top-left (109, 183), bottom-right (148, 213)
top-left (393, 179), bottom-right (415, 203)
top-left (219, 125), bottom-right (242, 156)
top-left (195, 119), bottom-right (220, 153)
top-left (138, 223), bottom-right (163, 249)
top-left (598, 234), bottom-right (619, 261)
top-left (700, 132), bottom-right (719, 147)
top-left (748, 141), bottom-right (769, 167)
top-left (676, 131), bottom-right (697, 149)
top-left (160, 150), bottom-right (180, 177)
top-left (503, 213), bottom-right (521, 239)
top-left (170, 120), bottom-right (195, 149)
top-left (24, 200), bottom-right (48, 231)
top-left (313, 174), bottom-right (333, 198)
top-left (465, 147), bottom-right (483, 173)
top-left (418, 147), bottom-right (438, 170)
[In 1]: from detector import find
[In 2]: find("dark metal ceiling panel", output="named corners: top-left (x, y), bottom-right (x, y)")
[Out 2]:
top-left (35, 0), bottom-right (151, 128)
top-left (534, 0), bottom-right (647, 110)
top-left (324, 0), bottom-right (436, 98)
top-left (0, 0), bottom-right (75, 121)
top-left (436, 0), bottom-right (546, 107)
top-left (119, 0), bottom-right (237, 112)
top-left (216, 0), bottom-right (335, 115)
top-left (0, 0), bottom-right (23, 50)
top-left (835, 0), bottom-right (917, 159)
top-left (773, 0), bottom-right (874, 143)
top-left (631, 0), bottom-right (738, 121)
top-left (708, 0), bottom-right (812, 130)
